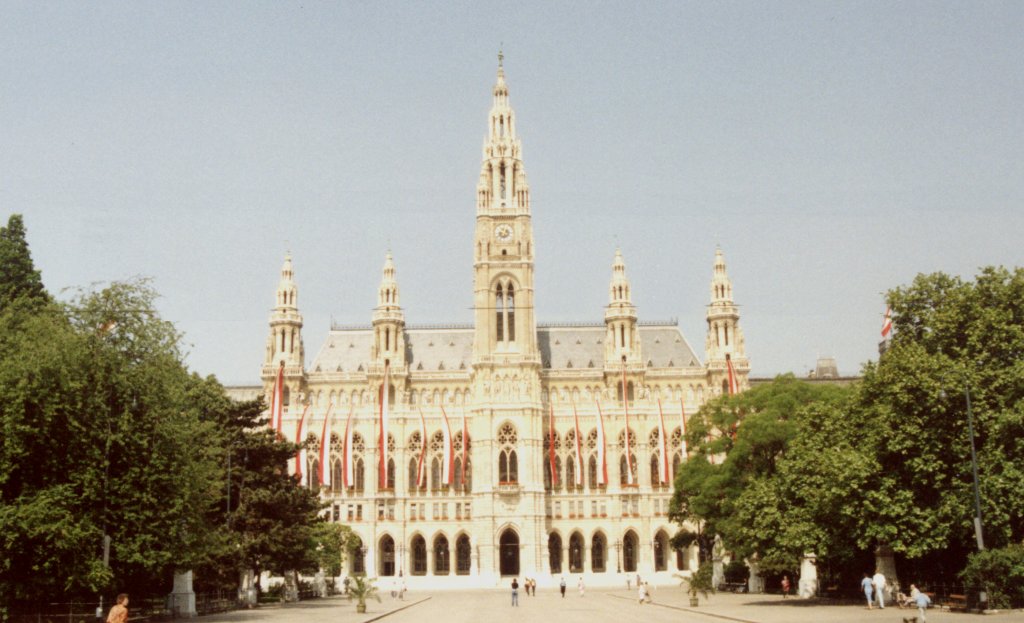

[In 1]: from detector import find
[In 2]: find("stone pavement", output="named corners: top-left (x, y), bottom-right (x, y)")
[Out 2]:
top-left (196, 589), bottom-right (1024, 623)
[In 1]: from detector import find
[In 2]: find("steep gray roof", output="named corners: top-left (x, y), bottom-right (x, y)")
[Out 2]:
top-left (309, 322), bottom-right (701, 374)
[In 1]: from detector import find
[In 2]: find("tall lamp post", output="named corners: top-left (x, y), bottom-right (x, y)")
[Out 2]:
top-left (613, 539), bottom-right (622, 573)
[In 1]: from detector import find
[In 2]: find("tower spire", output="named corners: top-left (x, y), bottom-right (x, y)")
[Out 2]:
top-left (705, 247), bottom-right (748, 395)
top-left (372, 251), bottom-right (406, 367)
top-left (265, 253), bottom-right (304, 368)
top-left (605, 248), bottom-right (641, 365)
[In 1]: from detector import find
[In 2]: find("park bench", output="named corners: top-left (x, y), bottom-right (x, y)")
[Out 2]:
top-left (943, 594), bottom-right (968, 611)
top-left (718, 582), bottom-right (747, 593)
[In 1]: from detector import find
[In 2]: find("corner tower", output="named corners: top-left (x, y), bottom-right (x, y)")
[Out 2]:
top-left (705, 247), bottom-right (749, 396)
top-left (262, 253), bottom-right (306, 417)
top-left (371, 252), bottom-right (407, 368)
top-left (472, 53), bottom-right (539, 365)
top-left (604, 249), bottom-right (642, 366)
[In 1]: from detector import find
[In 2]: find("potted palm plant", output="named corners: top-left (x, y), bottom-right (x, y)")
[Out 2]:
top-left (347, 575), bottom-right (380, 613)
top-left (676, 561), bottom-right (715, 607)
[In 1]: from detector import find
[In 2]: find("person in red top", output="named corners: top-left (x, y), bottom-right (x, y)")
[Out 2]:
top-left (781, 575), bottom-right (791, 599)
top-left (107, 594), bottom-right (128, 623)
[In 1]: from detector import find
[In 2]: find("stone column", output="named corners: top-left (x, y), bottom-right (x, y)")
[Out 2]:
top-left (170, 570), bottom-right (196, 617)
top-left (798, 552), bottom-right (818, 598)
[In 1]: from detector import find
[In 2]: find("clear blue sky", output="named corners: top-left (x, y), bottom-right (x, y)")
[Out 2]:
top-left (3, 2), bottom-right (1022, 384)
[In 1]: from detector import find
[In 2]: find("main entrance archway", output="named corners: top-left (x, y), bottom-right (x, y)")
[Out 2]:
top-left (499, 529), bottom-right (519, 576)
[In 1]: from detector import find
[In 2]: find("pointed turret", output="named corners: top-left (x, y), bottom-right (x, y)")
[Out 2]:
top-left (604, 249), bottom-right (642, 366)
top-left (265, 253), bottom-right (305, 368)
top-left (705, 247), bottom-right (748, 395)
top-left (372, 252), bottom-right (407, 367)
top-left (262, 253), bottom-right (306, 421)
top-left (476, 52), bottom-right (531, 215)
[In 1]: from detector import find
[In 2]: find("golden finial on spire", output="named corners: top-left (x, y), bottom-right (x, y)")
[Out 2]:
top-left (498, 47), bottom-right (504, 68)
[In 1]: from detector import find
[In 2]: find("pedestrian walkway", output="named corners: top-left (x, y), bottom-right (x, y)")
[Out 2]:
top-left (195, 590), bottom-right (1024, 623)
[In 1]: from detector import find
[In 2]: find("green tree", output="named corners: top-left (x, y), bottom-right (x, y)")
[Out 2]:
top-left (669, 375), bottom-right (852, 567)
top-left (0, 214), bottom-right (49, 311)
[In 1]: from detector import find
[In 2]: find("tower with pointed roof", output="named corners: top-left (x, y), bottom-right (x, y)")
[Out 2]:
top-left (472, 52), bottom-right (539, 368)
top-left (262, 253), bottom-right (306, 417)
top-left (604, 249), bottom-right (644, 397)
top-left (705, 247), bottom-right (748, 395)
top-left (371, 252), bottom-right (407, 368)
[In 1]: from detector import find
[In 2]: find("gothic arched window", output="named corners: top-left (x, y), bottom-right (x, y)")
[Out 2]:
top-left (456, 535), bottom-right (471, 575)
top-left (411, 536), bottom-right (426, 576)
top-left (497, 423), bottom-right (518, 483)
top-left (433, 535), bottom-right (450, 575)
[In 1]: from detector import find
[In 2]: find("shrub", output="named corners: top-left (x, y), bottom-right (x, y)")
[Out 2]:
top-left (959, 545), bottom-right (1024, 609)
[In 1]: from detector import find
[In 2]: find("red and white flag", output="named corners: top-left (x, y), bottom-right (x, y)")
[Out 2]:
top-left (416, 408), bottom-right (428, 488)
top-left (679, 398), bottom-right (688, 460)
top-left (881, 306), bottom-right (893, 338)
top-left (571, 400), bottom-right (583, 487)
top-left (319, 403), bottom-right (335, 489)
top-left (726, 354), bottom-right (739, 396)
top-left (440, 407), bottom-right (454, 485)
top-left (622, 364), bottom-right (634, 485)
top-left (378, 362), bottom-right (391, 488)
top-left (270, 362), bottom-right (284, 434)
top-left (595, 401), bottom-right (608, 485)
top-left (548, 403), bottom-right (558, 487)
top-left (294, 404), bottom-right (310, 481)
top-left (461, 410), bottom-right (468, 487)
top-left (341, 403), bottom-right (353, 488)
top-left (656, 399), bottom-right (670, 484)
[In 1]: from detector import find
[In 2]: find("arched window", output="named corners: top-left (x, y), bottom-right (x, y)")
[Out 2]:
top-left (456, 535), bottom-right (471, 575)
top-left (650, 454), bottom-right (660, 487)
top-left (591, 533), bottom-right (607, 572)
top-left (408, 457), bottom-right (418, 493)
top-left (619, 454), bottom-right (637, 485)
top-left (565, 456), bottom-right (576, 492)
top-left (332, 459), bottom-right (342, 492)
top-left (433, 535), bottom-right (450, 575)
top-left (548, 533), bottom-right (562, 574)
top-left (569, 532), bottom-right (584, 573)
top-left (506, 284), bottom-right (515, 341)
top-left (308, 458), bottom-right (320, 489)
top-left (543, 457), bottom-right (552, 490)
top-left (623, 531), bottom-right (638, 572)
top-left (497, 424), bottom-right (518, 483)
top-left (411, 536), bottom-right (427, 575)
top-left (588, 455), bottom-right (598, 490)
top-left (495, 285), bottom-right (504, 342)
top-left (386, 458), bottom-right (396, 489)
top-left (354, 457), bottom-right (365, 491)
top-left (431, 457), bottom-right (441, 490)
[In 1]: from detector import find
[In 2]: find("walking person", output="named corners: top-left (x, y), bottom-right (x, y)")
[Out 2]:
top-left (511, 578), bottom-right (519, 607)
top-left (578, 577), bottom-right (585, 597)
top-left (914, 586), bottom-right (932, 622)
top-left (781, 575), bottom-right (791, 599)
top-left (861, 573), bottom-right (874, 609)
top-left (872, 569), bottom-right (887, 609)
top-left (626, 574), bottom-right (631, 590)
top-left (643, 581), bottom-right (653, 603)
top-left (637, 582), bottom-right (646, 605)
top-left (559, 577), bottom-right (566, 598)
top-left (107, 594), bottom-right (128, 623)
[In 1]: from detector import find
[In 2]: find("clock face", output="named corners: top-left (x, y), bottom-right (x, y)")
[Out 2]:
top-left (494, 224), bottom-right (513, 242)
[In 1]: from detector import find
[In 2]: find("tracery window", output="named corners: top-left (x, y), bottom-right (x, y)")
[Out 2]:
top-left (494, 280), bottom-right (516, 344)
top-left (411, 536), bottom-right (426, 575)
top-left (430, 430), bottom-right (446, 490)
top-left (454, 431), bottom-right (471, 492)
top-left (497, 423), bottom-right (518, 483)
top-left (569, 532), bottom-right (585, 573)
top-left (434, 535), bottom-right (450, 575)
top-left (350, 432), bottom-right (366, 492)
top-left (591, 532), bottom-right (607, 572)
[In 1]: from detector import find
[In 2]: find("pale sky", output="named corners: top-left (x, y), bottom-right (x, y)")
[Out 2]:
top-left (3, 2), bottom-right (1022, 384)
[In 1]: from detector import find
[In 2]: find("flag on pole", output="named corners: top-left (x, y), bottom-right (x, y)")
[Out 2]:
top-left (679, 398), bottom-right (688, 460)
top-left (881, 306), bottom-right (893, 338)
top-left (726, 353), bottom-right (739, 396)
top-left (294, 404), bottom-right (310, 481)
top-left (571, 400), bottom-right (583, 487)
top-left (378, 361), bottom-right (390, 488)
top-left (416, 408), bottom-right (427, 488)
top-left (656, 399), bottom-right (670, 484)
top-left (319, 403), bottom-right (335, 489)
top-left (270, 362), bottom-right (284, 434)
top-left (622, 363), bottom-right (634, 485)
top-left (461, 410), bottom-right (468, 488)
top-left (548, 403), bottom-right (558, 487)
top-left (440, 407), bottom-right (454, 485)
top-left (341, 403), bottom-right (354, 487)
top-left (595, 401), bottom-right (609, 485)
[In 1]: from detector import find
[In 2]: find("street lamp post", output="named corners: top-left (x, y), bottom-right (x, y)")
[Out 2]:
top-left (613, 539), bottom-right (622, 573)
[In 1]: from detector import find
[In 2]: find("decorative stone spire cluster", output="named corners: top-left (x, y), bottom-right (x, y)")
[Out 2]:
top-left (265, 253), bottom-right (304, 369)
top-left (372, 252), bottom-right (406, 366)
top-left (605, 249), bottom-right (641, 366)
top-left (705, 247), bottom-right (747, 394)
top-left (476, 52), bottom-right (530, 215)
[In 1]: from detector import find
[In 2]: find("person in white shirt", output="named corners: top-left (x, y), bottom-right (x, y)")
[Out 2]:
top-left (872, 570), bottom-right (887, 609)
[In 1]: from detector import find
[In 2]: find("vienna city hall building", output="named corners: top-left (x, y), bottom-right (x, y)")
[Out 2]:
top-left (258, 58), bottom-right (750, 588)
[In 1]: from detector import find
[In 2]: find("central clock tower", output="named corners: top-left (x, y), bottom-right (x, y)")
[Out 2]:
top-left (472, 53), bottom-right (539, 366)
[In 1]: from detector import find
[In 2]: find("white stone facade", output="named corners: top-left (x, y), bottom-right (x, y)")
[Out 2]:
top-left (257, 56), bottom-right (750, 588)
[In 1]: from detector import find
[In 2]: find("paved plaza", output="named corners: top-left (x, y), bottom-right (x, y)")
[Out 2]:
top-left (199, 590), bottom-right (1024, 623)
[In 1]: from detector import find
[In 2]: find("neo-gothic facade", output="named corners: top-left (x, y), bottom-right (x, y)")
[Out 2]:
top-left (260, 58), bottom-right (750, 588)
